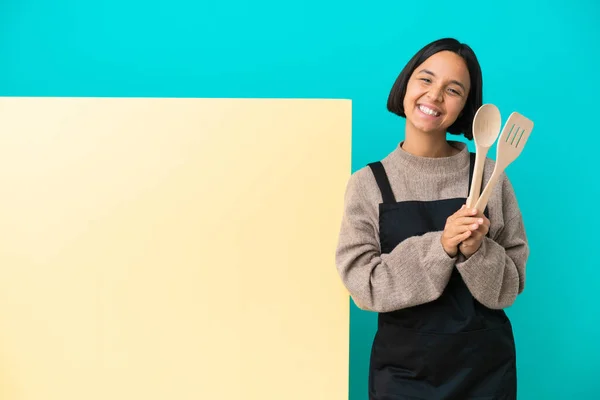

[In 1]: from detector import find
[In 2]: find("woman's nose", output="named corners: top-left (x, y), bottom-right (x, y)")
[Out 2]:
top-left (427, 86), bottom-right (443, 102)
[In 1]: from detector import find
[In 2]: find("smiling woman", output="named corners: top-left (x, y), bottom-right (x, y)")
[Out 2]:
top-left (335, 38), bottom-right (529, 400)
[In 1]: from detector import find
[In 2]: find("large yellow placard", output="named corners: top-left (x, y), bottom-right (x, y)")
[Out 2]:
top-left (0, 97), bottom-right (351, 400)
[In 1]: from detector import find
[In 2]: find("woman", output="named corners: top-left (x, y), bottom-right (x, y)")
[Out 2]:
top-left (335, 38), bottom-right (529, 399)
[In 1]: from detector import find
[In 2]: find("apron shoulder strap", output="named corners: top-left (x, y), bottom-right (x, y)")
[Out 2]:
top-left (468, 151), bottom-right (476, 194)
top-left (367, 162), bottom-right (396, 203)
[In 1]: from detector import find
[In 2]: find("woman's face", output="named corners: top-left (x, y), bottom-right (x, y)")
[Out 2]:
top-left (403, 50), bottom-right (471, 135)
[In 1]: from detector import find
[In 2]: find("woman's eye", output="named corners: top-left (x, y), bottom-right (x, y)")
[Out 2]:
top-left (448, 88), bottom-right (461, 96)
top-left (420, 78), bottom-right (431, 83)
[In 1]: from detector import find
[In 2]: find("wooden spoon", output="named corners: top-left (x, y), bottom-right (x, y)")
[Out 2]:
top-left (466, 104), bottom-right (502, 208)
top-left (474, 112), bottom-right (534, 213)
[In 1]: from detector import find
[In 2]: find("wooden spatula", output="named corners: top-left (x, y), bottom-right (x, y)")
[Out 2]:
top-left (474, 112), bottom-right (534, 213)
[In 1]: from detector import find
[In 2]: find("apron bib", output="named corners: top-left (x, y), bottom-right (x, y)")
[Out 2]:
top-left (367, 153), bottom-right (517, 400)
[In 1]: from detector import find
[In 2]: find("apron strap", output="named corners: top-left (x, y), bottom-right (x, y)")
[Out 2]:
top-left (468, 151), bottom-right (476, 195)
top-left (367, 162), bottom-right (396, 203)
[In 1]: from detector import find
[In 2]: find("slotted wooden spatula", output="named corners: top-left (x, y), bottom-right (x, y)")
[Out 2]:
top-left (474, 112), bottom-right (534, 213)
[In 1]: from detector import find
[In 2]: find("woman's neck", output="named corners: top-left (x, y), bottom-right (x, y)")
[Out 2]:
top-left (401, 128), bottom-right (458, 158)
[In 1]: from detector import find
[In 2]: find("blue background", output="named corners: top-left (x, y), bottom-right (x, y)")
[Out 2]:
top-left (2, 1), bottom-right (599, 398)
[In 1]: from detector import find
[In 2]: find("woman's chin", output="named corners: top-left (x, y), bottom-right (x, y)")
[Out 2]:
top-left (410, 122), bottom-right (445, 135)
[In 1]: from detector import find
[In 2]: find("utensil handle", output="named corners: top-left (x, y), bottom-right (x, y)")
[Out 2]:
top-left (474, 167), bottom-right (504, 214)
top-left (466, 146), bottom-right (487, 208)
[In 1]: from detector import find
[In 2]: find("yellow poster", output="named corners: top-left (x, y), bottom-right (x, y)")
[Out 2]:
top-left (0, 97), bottom-right (351, 400)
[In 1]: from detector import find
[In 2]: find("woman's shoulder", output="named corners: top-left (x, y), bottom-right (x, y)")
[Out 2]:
top-left (344, 152), bottom-right (404, 206)
top-left (481, 157), bottom-right (516, 194)
top-left (345, 164), bottom-right (379, 197)
top-left (481, 156), bottom-right (523, 221)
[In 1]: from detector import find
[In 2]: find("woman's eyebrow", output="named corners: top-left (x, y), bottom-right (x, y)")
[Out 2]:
top-left (418, 69), bottom-right (466, 92)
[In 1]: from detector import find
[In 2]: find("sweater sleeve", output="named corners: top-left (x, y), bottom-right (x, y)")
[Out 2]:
top-left (455, 174), bottom-right (529, 309)
top-left (335, 170), bottom-right (456, 313)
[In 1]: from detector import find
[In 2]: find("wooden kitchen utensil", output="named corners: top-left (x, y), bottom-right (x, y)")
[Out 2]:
top-left (466, 104), bottom-right (502, 208)
top-left (474, 112), bottom-right (534, 213)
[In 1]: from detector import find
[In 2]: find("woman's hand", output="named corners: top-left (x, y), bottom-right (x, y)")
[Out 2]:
top-left (459, 210), bottom-right (490, 258)
top-left (441, 205), bottom-right (484, 258)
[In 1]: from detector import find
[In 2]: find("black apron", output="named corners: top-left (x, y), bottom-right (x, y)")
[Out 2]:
top-left (367, 153), bottom-right (517, 400)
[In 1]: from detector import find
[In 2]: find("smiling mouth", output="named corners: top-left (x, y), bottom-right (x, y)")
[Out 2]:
top-left (418, 104), bottom-right (441, 117)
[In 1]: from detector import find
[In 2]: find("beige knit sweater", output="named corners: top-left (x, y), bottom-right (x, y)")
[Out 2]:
top-left (335, 141), bottom-right (529, 312)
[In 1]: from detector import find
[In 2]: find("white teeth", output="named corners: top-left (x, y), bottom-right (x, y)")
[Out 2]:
top-left (419, 105), bottom-right (440, 117)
